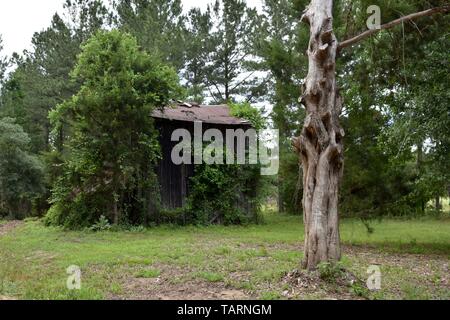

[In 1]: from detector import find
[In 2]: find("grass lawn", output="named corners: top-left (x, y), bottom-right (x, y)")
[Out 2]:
top-left (0, 213), bottom-right (449, 300)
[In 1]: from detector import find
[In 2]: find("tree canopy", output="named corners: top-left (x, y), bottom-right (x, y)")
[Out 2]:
top-left (0, 118), bottom-right (44, 219)
top-left (0, 0), bottom-right (448, 229)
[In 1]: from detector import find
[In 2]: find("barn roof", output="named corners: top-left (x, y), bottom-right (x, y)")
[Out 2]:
top-left (152, 102), bottom-right (252, 126)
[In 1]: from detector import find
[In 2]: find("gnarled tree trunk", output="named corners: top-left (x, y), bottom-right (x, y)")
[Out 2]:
top-left (293, 0), bottom-right (344, 270)
top-left (291, 1), bottom-right (448, 271)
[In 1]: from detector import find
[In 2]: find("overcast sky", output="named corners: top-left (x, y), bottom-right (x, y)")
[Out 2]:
top-left (0, 0), bottom-right (263, 57)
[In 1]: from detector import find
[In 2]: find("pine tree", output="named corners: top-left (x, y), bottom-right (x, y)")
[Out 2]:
top-left (0, 1), bottom-right (110, 153)
top-left (113, 0), bottom-right (186, 71)
top-left (0, 35), bottom-right (7, 84)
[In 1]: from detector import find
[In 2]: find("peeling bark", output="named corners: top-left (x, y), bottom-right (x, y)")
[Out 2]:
top-left (293, 0), bottom-right (344, 270)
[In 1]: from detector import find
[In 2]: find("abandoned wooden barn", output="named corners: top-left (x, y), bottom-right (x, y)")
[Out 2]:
top-left (151, 102), bottom-right (253, 211)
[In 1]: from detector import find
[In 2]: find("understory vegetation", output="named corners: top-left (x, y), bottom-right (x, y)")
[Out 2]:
top-left (180, 102), bottom-right (268, 225)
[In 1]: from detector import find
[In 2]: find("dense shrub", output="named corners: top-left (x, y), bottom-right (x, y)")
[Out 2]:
top-left (187, 163), bottom-right (263, 225)
top-left (0, 118), bottom-right (44, 219)
top-left (45, 31), bottom-right (181, 228)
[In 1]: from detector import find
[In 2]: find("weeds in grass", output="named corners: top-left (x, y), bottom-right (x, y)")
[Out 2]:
top-left (317, 262), bottom-right (345, 282)
top-left (135, 269), bottom-right (161, 278)
top-left (195, 271), bottom-right (224, 283)
top-left (350, 281), bottom-right (370, 299)
top-left (214, 246), bottom-right (232, 256)
top-left (260, 291), bottom-right (281, 300)
top-left (89, 216), bottom-right (111, 232)
top-left (401, 284), bottom-right (431, 300)
top-left (0, 279), bottom-right (19, 297)
top-left (109, 283), bottom-right (123, 295)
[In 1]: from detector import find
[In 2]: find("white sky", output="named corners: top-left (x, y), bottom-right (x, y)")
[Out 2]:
top-left (0, 0), bottom-right (263, 57)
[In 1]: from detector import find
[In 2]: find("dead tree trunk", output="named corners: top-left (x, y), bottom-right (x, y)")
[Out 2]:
top-left (292, 2), bottom-right (448, 270)
top-left (293, 0), bottom-right (344, 270)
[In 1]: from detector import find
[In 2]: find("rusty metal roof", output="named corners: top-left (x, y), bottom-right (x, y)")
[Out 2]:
top-left (152, 102), bottom-right (252, 126)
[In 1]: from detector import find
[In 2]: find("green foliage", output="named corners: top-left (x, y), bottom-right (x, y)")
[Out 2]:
top-left (114, 0), bottom-right (186, 71)
top-left (46, 30), bottom-right (181, 228)
top-left (187, 163), bottom-right (262, 225)
top-left (377, 34), bottom-right (450, 211)
top-left (0, 2), bottom-right (111, 219)
top-left (1, 0), bottom-right (449, 224)
top-left (0, 2), bottom-right (110, 154)
top-left (135, 269), bottom-right (161, 278)
top-left (337, 1), bottom-right (450, 218)
top-left (229, 101), bottom-right (266, 131)
top-left (195, 271), bottom-right (223, 283)
top-left (0, 35), bottom-right (7, 84)
top-left (317, 262), bottom-right (345, 283)
top-left (338, 87), bottom-right (416, 218)
top-left (277, 149), bottom-right (302, 214)
top-left (256, 0), bottom-right (450, 219)
top-left (183, 8), bottom-right (211, 103)
top-left (184, 102), bottom-right (267, 225)
top-left (350, 281), bottom-right (370, 299)
top-left (256, 0), bottom-right (309, 215)
top-left (89, 215), bottom-right (111, 232)
top-left (0, 118), bottom-right (44, 218)
top-left (185, 0), bottom-right (265, 103)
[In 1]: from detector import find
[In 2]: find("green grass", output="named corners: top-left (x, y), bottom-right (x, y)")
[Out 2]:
top-left (135, 269), bottom-right (161, 278)
top-left (340, 218), bottom-right (450, 254)
top-left (0, 213), bottom-right (449, 300)
top-left (194, 271), bottom-right (224, 283)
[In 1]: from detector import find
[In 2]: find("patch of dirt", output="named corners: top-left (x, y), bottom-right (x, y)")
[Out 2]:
top-left (243, 242), bottom-right (449, 299)
top-left (121, 278), bottom-right (249, 300)
top-left (0, 221), bottom-right (23, 237)
top-left (103, 242), bottom-right (449, 300)
top-left (279, 245), bottom-right (449, 300)
top-left (108, 264), bottom-right (252, 300)
top-left (282, 268), bottom-right (365, 300)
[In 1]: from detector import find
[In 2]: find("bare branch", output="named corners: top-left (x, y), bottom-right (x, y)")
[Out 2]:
top-left (230, 70), bottom-right (256, 92)
top-left (338, 6), bottom-right (450, 51)
top-left (207, 79), bottom-right (224, 102)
